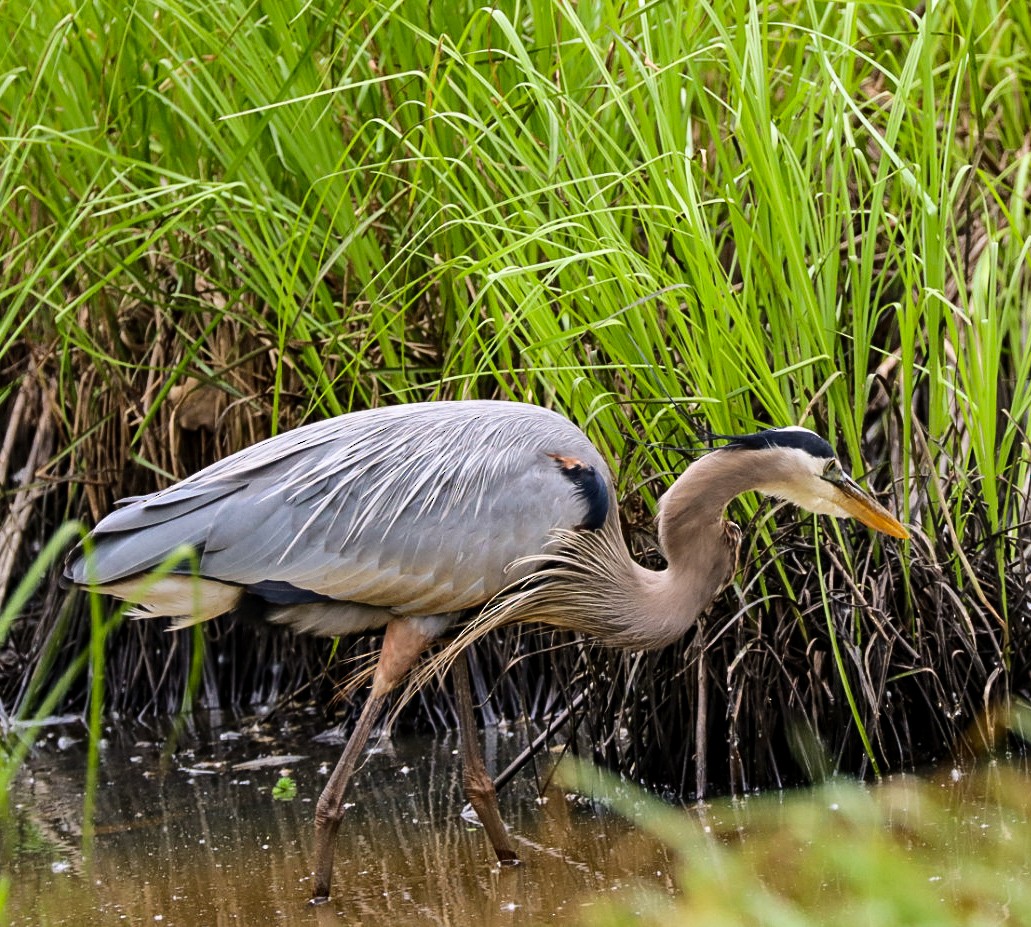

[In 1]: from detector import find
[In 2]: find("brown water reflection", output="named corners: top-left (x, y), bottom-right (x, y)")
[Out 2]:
top-left (6, 718), bottom-right (673, 926)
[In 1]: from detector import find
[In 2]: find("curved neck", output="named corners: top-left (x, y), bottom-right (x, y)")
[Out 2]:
top-left (469, 450), bottom-right (763, 652)
top-left (656, 449), bottom-right (758, 560)
top-left (616, 449), bottom-right (760, 645)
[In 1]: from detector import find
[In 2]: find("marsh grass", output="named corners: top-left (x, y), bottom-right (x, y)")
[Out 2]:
top-left (558, 741), bottom-right (1031, 927)
top-left (0, 0), bottom-right (1029, 794)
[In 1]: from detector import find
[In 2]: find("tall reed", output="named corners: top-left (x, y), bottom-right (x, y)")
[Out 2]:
top-left (1, 0), bottom-right (1028, 790)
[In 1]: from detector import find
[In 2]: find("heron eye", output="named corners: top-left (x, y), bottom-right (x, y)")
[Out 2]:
top-left (822, 460), bottom-right (840, 479)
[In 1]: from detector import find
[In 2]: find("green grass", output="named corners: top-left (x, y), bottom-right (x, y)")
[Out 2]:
top-left (1, 0), bottom-right (1029, 790)
top-left (559, 740), bottom-right (1031, 927)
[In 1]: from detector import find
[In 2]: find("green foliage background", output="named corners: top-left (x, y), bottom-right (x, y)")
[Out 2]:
top-left (2, 0), bottom-right (1030, 789)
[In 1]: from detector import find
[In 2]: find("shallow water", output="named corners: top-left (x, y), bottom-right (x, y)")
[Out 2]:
top-left (5, 715), bottom-right (674, 926)
top-left (8, 713), bottom-right (1030, 926)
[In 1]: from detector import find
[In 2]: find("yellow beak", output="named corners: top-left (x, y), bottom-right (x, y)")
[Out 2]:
top-left (833, 475), bottom-right (909, 539)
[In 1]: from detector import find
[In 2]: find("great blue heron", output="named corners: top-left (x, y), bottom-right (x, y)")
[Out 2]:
top-left (64, 400), bottom-right (908, 902)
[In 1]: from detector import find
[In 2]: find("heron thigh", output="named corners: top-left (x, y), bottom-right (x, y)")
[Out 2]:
top-left (370, 615), bottom-right (452, 697)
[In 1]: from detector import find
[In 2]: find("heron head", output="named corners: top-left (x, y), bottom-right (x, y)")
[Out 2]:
top-left (726, 427), bottom-right (909, 539)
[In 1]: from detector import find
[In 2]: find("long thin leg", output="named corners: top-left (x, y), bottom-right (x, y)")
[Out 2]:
top-left (311, 618), bottom-right (436, 903)
top-left (452, 651), bottom-right (518, 865)
top-left (311, 688), bottom-right (388, 903)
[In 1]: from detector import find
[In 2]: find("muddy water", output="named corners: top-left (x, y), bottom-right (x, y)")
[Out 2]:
top-left (5, 716), bottom-right (674, 926)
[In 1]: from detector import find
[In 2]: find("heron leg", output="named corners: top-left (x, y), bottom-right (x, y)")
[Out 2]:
top-left (452, 651), bottom-right (519, 865)
top-left (311, 687), bottom-right (388, 903)
top-left (311, 618), bottom-right (436, 903)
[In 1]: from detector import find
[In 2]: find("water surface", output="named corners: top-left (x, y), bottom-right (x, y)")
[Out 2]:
top-left (6, 715), bottom-right (673, 926)
top-left (9, 715), bottom-right (1029, 926)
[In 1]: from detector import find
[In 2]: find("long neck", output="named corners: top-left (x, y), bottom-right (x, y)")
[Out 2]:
top-left (622, 449), bottom-right (761, 644)
top-left (452, 450), bottom-right (762, 653)
top-left (464, 451), bottom-right (754, 651)
top-left (656, 449), bottom-right (759, 561)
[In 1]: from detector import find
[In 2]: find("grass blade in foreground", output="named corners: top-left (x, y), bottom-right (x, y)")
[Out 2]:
top-left (557, 746), bottom-right (1031, 927)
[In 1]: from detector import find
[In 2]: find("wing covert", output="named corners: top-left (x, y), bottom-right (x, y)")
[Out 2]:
top-left (68, 402), bottom-right (614, 616)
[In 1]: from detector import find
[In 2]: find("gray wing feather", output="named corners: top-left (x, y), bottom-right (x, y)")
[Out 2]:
top-left (69, 401), bottom-right (613, 616)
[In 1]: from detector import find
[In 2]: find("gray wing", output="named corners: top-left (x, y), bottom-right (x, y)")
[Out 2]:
top-left (66, 401), bottom-right (613, 616)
